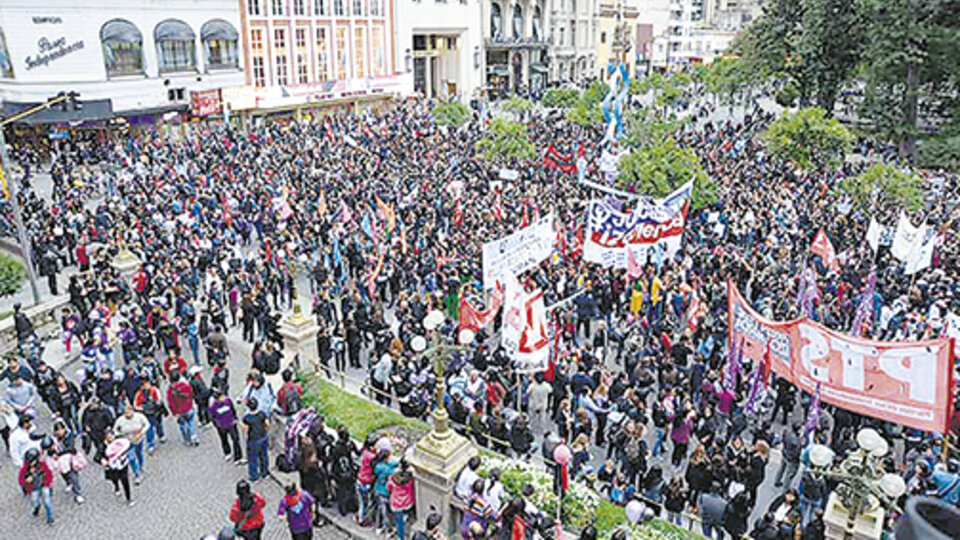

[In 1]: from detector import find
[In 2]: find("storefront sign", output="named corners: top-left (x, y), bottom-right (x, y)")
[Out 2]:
top-left (191, 89), bottom-right (223, 117)
top-left (25, 36), bottom-right (84, 70)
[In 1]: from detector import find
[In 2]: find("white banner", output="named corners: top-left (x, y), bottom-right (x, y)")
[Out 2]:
top-left (501, 276), bottom-right (549, 372)
top-left (866, 218), bottom-right (882, 253)
top-left (481, 213), bottom-right (554, 290)
top-left (891, 212), bottom-right (923, 262)
top-left (905, 228), bottom-right (937, 275)
top-left (583, 181), bottom-right (692, 269)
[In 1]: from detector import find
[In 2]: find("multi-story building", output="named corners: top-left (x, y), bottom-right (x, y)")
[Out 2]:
top-left (634, 0), bottom-right (671, 71)
top-left (234, 0), bottom-right (410, 113)
top-left (548, 0), bottom-right (598, 85)
top-left (395, 0), bottom-right (484, 101)
top-left (0, 0), bottom-right (244, 125)
top-left (596, 1), bottom-right (638, 79)
top-left (482, 0), bottom-right (552, 93)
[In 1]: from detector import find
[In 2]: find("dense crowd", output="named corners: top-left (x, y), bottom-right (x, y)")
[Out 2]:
top-left (0, 91), bottom-right (958, 540)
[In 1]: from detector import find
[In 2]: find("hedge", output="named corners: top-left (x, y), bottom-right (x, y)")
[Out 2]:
top-left (0, 253), bottom-right (25, 297)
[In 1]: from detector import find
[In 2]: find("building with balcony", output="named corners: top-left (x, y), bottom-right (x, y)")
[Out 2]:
top-left (0, 0), bottom-right (244, 126)
top-left (548, 0), bottom-right (598, 84)
top-left (482, 0), bottom-right (552, 93)
top-left (233, 0), bottom-right (410, 114)
top-left (395, 0), bottom-right (483, 102)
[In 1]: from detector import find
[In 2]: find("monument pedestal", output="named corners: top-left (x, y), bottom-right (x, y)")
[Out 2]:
top-left (407, 410), bottom-right (477, 535)
top-left (823, 493), bottom-right (885, 540)
top-left (277, 305), bottom-right (320, 373)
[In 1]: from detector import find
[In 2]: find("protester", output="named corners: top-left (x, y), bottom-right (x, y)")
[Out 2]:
top-left (230, 479), bottom-right (267, 540)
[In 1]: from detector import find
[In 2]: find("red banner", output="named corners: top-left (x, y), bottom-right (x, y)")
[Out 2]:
top-left (727, 280), bottom-right (955, 433)
top-left (191, 89), bottom-right (222, 117)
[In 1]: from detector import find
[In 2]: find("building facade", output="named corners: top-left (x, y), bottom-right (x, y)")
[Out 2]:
top-left (0, 0), bottom-right (244, 122)
top-left (596, 1), bottom-right (638, 79)
top-left (394, 0), bottom-right (483, 102)
top-left (548, 0), bottom-right (597, 85)
top-left (482, 0), bottom-right (552, 93)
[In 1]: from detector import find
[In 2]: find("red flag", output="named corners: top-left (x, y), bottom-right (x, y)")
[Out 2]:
top-left (543, 144), bottom-right (576, 174)
top-left (453, 199), bottom-right (463, 226)
top-left (532, 204), bottom-right (540, 223)
top-left (492, 191), bottom-right (504, 221)
top-left (521, 205), bottom-right (529, 228)
top-left (761, 339), bottom-right (773, 387)
top-left (809, 228), bottom-right (840, 272)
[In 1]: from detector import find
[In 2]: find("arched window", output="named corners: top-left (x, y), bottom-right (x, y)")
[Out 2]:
top-left (201, 19), bottom-right (239, 69)
top-left (491, 3), bottom-right (502, 40)
top-left (100, 19), bottom-right (143, 76)
top-left (512, 5), bottom-right (523, 40)
top-left (533, 5), bottom-right (543, 42)
top-left (155, 19), bottom-right (196, 73)
top-left (0, 26), bottom-right (13, 78)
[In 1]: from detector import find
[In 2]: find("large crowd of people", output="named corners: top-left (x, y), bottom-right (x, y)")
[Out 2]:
top-left (0, 87), bottom-right (958, 540)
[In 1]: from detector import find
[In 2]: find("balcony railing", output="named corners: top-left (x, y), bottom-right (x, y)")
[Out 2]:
top-left (485, 36), bottom-right (552, 49)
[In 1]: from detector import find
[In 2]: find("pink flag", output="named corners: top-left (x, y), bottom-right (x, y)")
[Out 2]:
top-left (627, 247), bottom-right (643, 279)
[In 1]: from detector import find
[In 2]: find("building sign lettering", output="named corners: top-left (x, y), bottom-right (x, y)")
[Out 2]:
top-left (25, 36), bottom-right (84, 70)
top-left (32, 17), bottom-right (63, 24)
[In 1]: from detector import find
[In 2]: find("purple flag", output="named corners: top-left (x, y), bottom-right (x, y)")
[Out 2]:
top-left (794, 264), bottom-right (809, 314)
top-left (724, 336), bottom-right (743, 392)
top-left (851, 269), bottom-right (877, 337)
top-left (803, 383), bottom-right (822, 441)
top-left (744, 364), bottom-right (764, 416)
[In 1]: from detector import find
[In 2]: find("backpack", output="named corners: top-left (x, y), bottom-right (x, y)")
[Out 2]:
top-left (652, 402), bottom-right (668, 428)
top-left (262, 352), bottom-right (281, 375)
top-left (336, 454), bottom-right (357, 482)
top-left (277, 408), bottom-right (318, 472)
top-left (281, 386), bottom-right (303, 416)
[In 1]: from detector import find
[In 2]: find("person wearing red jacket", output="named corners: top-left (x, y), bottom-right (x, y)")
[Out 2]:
top-left (230, 479), bottom-right (267, 539)
top-left (18, 448), bottom-right (55, 523)
top-left (163, 352), bottom-right (187, 380)
top-left (166, 371), bottom-right (198, 446)
top-left (134, 379), bottom-right (166, 452)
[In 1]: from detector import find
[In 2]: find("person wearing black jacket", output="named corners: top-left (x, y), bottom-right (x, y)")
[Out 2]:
top-left (510, 413), bottom-right (534, 458)
top-left (775, 422), bottom-right (803, 489)
top-left (329, 427), bottom-right (359, 516)
top-left (81, 399), bottom-right (114, 461)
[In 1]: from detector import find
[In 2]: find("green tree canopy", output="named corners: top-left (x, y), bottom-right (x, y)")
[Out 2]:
top-left (841, 164), bottom-right (924, 211)
top-left (623, 108), bottom-right (680, 148)
top-left (502, 97), bottom-right (534, 120)
top-left (762, 107), bottom-right (852, 169)
top-left (475, 118), bottom-right (537, 163)
top-left (541, 87), bottom-right (580, 108)
top-left (616, 137), bottom-right (716, 209)
top-left (431, 101), bottom-right (471, 126)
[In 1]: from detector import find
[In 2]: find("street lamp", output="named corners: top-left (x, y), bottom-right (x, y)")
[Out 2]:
top-left (0, 91), bottom-right (82, 305)
top-left (410, 309), bottom-right (474, 437)
top-left (808, 428), bottom-right (907, 539)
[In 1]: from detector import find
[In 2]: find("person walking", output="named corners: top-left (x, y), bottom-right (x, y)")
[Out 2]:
top-left (775, 422), bottom-right (803, 489)
top-left (241, 397), bottom-right (270, 482)
top-left (277, 482), bottom-right (316, 540)
top-left (166, 371), bottom-right (198, 446)
top-left (230, 479), bottom-right (267, 540)
top-left (101, 431), bottom-right (135, 506)
top-left (133, 378), bottom-right (166, 455)
top-left (19, 448), bottom-right (55, 524)
top-left (114, 403), bottom-right (149, 485)
top-left (209, 389), bottom-right (244, 464)
top-left (51, 420), bottom-right (86, 504)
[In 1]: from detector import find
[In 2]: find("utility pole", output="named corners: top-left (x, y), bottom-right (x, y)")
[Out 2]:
top-left (0, 91), bottom-right (80, 305)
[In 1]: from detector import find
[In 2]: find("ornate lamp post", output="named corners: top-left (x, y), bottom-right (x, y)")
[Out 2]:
top-left (807, 428), bottom-right (907, 539)
top-left (407, 309), bottom-right (478, 534)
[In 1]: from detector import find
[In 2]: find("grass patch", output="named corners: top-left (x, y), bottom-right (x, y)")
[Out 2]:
top-left (0, 253), bottom-right (25, 297)
top-left (302, 375), bottom-right (429, 440)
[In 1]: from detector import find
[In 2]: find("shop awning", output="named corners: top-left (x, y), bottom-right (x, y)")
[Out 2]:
top-left (201, 19), bottom-right (239, 42)
top-left (488, 65), bottom-right (509, 76)
top-left (530, 63), bottom-right (548, 74)
top-left (100, 19), bottom-right (143, 44)
top-left (1, 100), bottom-right (114, 125)
top-left (155, 19), bottom-right (196, 42)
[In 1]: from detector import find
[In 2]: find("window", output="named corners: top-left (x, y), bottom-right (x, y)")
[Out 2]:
top-left (316, 27), bottom-right (329, 81)
top-left (154, 19), bottom-right (196, 72)
top-left (335, 27), bottom-right (347, 79)
top-left (297, 54), bottom-right (308, 83)
top-left (275, 28), bottom-right (287, 49)
top-left (253, 56), bottom-right (266, 86)
top-left (370, 0), bottom-right (381, 16)
top-left (251, 29), bottom-right (264, 53)
top-left (559, 27), bottom-right (564, 46)
top-left (600, 32), bottom-right (606, 44)
top-left (272, 0), bottom-right (285, 16)
top-left (533, 5), bottom-right (542, 41)
top-left (334, 0), bottom-right (345, 16)
top-left (512, 5), bottom-right (523, 40)
top-left (371, 26), bottom-right (384, 76)
top-left (353, 0), bottom-right (364, 16)
top-left (201, 19), bottom-right (239, 69)
top-left (571, 0), bottom-right (576, 13)
top-left (167, 88), bottom-right (185, 101)
top-left (315, 0), bottom-right (327, 15)
top-left (100, 19), bottom-right (143, 76)
top-left (296, 28), bottom-right (307, 49)
top-left (294, 0), bottom-right (306, 15)
top-left (491, 4), bottom-right (502, 40)
top-left (570, 21), bottom-right (575, 48)
top-left (248, 0), bottom-right (262, 16)
top-left (354, 27), bottom-right (365, 78)
top-left (276, 54), bottom-right (288, 84)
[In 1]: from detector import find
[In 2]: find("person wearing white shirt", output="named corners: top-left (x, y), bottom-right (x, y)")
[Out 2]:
top-left (10, 415), bottom-right (41, 468)
top-left (483, 469), bottom-right (506, 518)
top-left (454, 456), bottom-right (481, 501)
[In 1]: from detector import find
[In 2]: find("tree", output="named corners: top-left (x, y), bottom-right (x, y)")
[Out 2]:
top-left (841, 164), bottom-right (924, 211)
top-left (566, 101), bottom-right (606, 126)
top-left (616, 137), bottom-right (716, 209)
top-left (703, 57), bottom-right (751, 107)
top-left (541, 87), bottom-right (580, 108)
top-left (917, 135), bottom-right (960, 171)
top-left (623, 108), bottom-right (680, 148)
top-left (762, 107), bottom-right (852, 170)
top-left (501, 97), bottom-right (533, 120)
top-left (798, 0), bottom-right (865, 112)
top-left (475, 118), bottom-right (537, 163)
top-left (431, 101), bottom-right (471, 126)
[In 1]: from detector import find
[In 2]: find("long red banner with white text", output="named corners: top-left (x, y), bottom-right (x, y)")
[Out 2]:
top-left (727, 280), bottom-right (955, 433)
